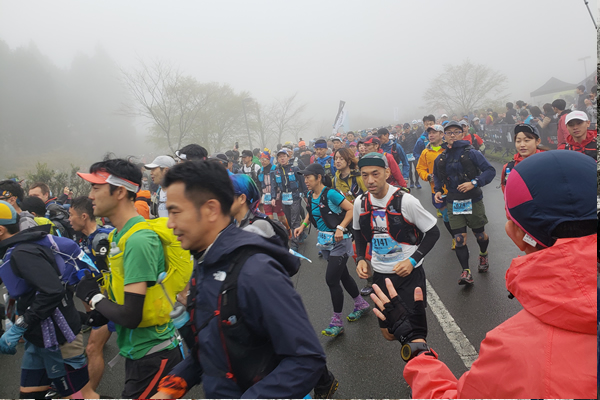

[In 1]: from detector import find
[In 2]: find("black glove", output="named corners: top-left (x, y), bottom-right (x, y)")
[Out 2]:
top-left (383, 295), bottom-right (427, 345)
top-left (427, 174), bottom-right (433, 182)
top-left (86, 310), bottom-right (109, 327)
top-left (75, 270), bottom-right (101, 304)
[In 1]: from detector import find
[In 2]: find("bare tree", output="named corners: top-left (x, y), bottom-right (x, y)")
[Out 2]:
top-left (121, 59), bottom-right (211, 153)
top-left (423, 60), bottom-right (508, 116)
top-left (266, 93), bottom-right (309, 145)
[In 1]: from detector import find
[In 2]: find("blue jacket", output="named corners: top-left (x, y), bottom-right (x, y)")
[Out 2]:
top-left (433, 140), bottom-right (496, 203)
top-left (314, 155), bottom-right (336, 176)
top-left (270, 164), bottom-right (306, 201)
top-left (168, 225), bottom-right (326, 398)
top-left (413, 133), bottom-right (429, 162)
top-left (381, 140), bottom-right (410, 179)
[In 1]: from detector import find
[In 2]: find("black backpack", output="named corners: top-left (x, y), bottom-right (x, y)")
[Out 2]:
top-left (47, 203), bottom-right (75, 239)
top-left (248, 213), bottom-right (289, 249)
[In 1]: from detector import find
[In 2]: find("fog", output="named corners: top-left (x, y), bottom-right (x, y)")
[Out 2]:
top-left (0, 0), bottom-right (597, 175)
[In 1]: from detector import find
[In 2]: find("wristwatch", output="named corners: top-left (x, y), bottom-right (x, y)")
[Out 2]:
top-left (401, 341), bottom-right (437, 362)
top-left (470, 179), bottom-right (478, 187)
top-left (89, 293), bottom-right (106, 310)
top-left (15, 316), bottom-right (29, 330)
top-left (336, 225), bottom-right (347, 232)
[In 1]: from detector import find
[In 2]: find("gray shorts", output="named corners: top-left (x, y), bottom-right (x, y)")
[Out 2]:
top-left (321, 237), bottom-right (354, 260)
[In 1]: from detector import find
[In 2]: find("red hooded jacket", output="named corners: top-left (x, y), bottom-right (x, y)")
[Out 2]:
top-left (403, 235), bottom-right (597, 399)
top-left (557, 129), bottom-right (597, 160)
top-left (377, 149), bottom-right (407, 188)
top-left (500, 149), bottom-right (543, 193)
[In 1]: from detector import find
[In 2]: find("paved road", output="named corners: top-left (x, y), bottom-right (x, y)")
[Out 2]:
top-left (0, 161), bottom-right (524, 398)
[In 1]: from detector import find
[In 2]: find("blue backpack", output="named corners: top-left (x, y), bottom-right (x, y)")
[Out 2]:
top-left (0, 234), bottom-right (98, 298)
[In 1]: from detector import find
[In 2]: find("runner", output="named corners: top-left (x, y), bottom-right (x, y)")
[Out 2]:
top-left (312, 139), bottom-right (336, 178)
top-left (353, 153), bottom-right (439, 341)
top-left (75, 159), bottom-right (184, 398)
top-left (361, 135), bottom-right (407, 188)
top-left (557, 110), bottom-right (597, 159)
top-left (145, 155), bottom-right (176, 218)
top-left (257, 150), bottom-right (291, 231)
top-left (433, 121), bottom-right (496, 285)
top-left (415, 124), bottom-right (454, 247)
top-left (294, 163), bottom-right (369, 338)
top-left (500, 124), bottom-right (543, 193)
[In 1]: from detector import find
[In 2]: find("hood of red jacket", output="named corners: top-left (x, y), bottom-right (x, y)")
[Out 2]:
top-left (512, 149), bottom-right (543, 164)
top-left (565, 129), bottom-right (597, 147)
top-left (505, 235), bottom-right (597, 335)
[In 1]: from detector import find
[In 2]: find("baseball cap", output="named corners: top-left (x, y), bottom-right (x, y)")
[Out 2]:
top-left (0, 200), bottom-right (17, 226)
top-left (459, 120), bottom-right (469, 126)
top-left (330, 136), bottom-right (342, 142)
top-left (277, 149), bottom-right (289, 156)
top-left (363, 135), bottom-right (381, 145)
top-left (565, 110), bottom-right (589, 124)
top-left (241, 150), bottom-right (253, 158)
top-left (514, 123), bottom-right (540, 138)
top-left (210, 153), bottom-right (229, 165)
top-left (77, 170), bottom-right (140, 193)
top-left (427, 124), bottom-right (444, 133)
top-left (504, 151), bottom-right (596, 248)
top-left (441, 113), bottom-right (448, 118)
top-left (403, 123), bottom-right (410, 129)
top-left (444, 121), bottom-right (463, 131)
top-left (358, 152), bottom-right (388, 169)
top-left (376, 128), bottom-right (390, 137)
top-left (298, 163), bottom-right (325, 176)
top-left (298, 141), bottom-right (306, 146)
top-left (473, 117), bottom-right (480, 121)
top-left (411, 120), bottom-right (418, 125)
top-left (145, 156), bottom-right (176, 169)
top-left (349, 141), bottom-right (357, 146)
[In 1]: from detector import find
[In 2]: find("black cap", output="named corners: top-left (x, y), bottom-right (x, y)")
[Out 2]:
top-left (514, 123), bottom-right (540, 138)
top-left (443, 120), bottom-right (463, 131)
top-left (298, 163), bottom-right (325, 176)
top-left (210, 153), bottom-right (229, 165)
top-left (376, 127), bottom-right (390, 137)
top-left (241, 150), bottom-right (253, 158)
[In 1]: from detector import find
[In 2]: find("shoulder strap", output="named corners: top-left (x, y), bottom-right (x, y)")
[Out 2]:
top-left (114, 221), bottom-right (151, 249)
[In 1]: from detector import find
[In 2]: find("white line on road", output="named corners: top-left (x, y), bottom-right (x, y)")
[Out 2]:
top-left (426, 279), bottom-right (479, 369)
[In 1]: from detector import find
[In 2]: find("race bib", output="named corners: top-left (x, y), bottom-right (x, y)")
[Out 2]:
top-left (407, 153), bottom-right (415, 162)
top-left (262, 193), bottom-right (272, 204)
top-left (453, 199), bottom-right (473, 215)
top-left (317, 231), bottom-right (335, 249)
top-left (371, 233), bottom-right (403, 262)
top-left (282, 192), bottom-right (293, 205)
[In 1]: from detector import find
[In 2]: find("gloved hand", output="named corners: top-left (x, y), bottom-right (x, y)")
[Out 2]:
top-left (86, 310), bottom-right (109, 327)
top-left (0, 323), bottom-right (27, 355)
top-left (383, 295), bottom-right (427, 345)
top-left (75, 270), bottom-right (101, 304)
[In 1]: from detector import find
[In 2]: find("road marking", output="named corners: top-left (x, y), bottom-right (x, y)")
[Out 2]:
top-left (426, 279), bottom-right (479, 369)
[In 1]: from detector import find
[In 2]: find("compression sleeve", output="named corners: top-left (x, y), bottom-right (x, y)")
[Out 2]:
top-left (410, 225), bottom-right (440, 264)
top-left (354, 228), bottom-right (368, 259)
top-left (94, 292), bottom-right (145, 329)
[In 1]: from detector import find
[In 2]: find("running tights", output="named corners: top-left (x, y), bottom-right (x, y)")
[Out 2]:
top-left (325, 254), bottom-right (359, 313)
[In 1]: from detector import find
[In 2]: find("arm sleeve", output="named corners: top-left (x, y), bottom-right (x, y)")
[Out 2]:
top-left (433, 157), bottom-right (443, 194)
top-left (12, 247), bottom-right (66, 326)
top-left (416, 150), bottom-right (430, 182)
top-left (94, 292), bottom-right (145, 329)
top-left (239, 256), bottom-right (326, 399)
top-left (165, 351), bottom-right (204, 389)
top-left (270, 171), bottom-right (278, 200)
top-left (411, 225), bottom-right (440, 264)
top-left (353, 198), bottom-right (367, 258)
top-left (387, 154), bottom-right (407, 187)
top-left (469, 151), bottom-right (496, 187)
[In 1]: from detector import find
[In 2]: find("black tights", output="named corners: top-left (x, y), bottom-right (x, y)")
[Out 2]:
top-left (326, 254), bottom-right (360, 313)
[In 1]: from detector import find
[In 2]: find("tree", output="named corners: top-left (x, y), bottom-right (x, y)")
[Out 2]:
top-left (423, 60), bottom-right (508, 116)
top-left (121, 59), bottom-right (213, 153)
top-left (265, 93), bottom-right (309, 145)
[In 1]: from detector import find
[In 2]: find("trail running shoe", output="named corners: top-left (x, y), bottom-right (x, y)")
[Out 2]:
top-left (415, 182), bottom-right (422, 189)
top-left (347, 307), bottom-right (369, 322)
top-left (410, 183), bottom-right (415, 188)
top-left (360, 285), bottom-right (373, 296)
top-left (436, 209), bottom-right (442, 218)
top-left (313, 372), bottom-right (339, 399)
top-left (322, 325), bottom-right (344, 337)
top-left (451, 239), bottom-right (456, 250)
top-left (458, 269), bottom-right (474, 285)
top-left (478, 253), bottom-right (489, 273)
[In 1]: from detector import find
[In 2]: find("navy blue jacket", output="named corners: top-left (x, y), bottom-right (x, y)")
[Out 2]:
top-left (433, 140), bottom-right (496, 203)
top-left (270, 164), bottom-right (306, 201)
top-left (168, 225), bottom-right (326, 398)
top-left (412, 132), bottom-right (429, 162)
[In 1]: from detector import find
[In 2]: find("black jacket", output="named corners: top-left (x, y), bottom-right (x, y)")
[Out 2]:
top-left (0, 230), bottom-right (81, 348)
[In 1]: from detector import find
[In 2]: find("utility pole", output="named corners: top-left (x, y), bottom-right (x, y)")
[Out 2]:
top-left (578, 56), bottom-right (591, 87)
top-left (242, 97), bottom-right (253, 148)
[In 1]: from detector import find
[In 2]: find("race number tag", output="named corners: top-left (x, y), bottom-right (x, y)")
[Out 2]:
top-left (453, 199), bottom-right (473, 215)
top-left (282, 192), bottom-right (293, 205)
top-left (317, 231), bottom-right (335, 249)
top-left (371, 234), bottom-right (403, 262)
top-left (262, 193), bottom-right (272, 204)
top-left (406, 153), bottom-right (415, 162)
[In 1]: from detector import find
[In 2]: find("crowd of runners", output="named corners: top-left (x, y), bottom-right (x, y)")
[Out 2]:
top-left (0, 103), bottom-right (597, 399)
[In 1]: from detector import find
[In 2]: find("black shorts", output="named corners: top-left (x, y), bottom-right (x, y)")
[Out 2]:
top-left (373, 267), bottom-right (427, 329)
top-left (122, 345), bottom-right (183, 399)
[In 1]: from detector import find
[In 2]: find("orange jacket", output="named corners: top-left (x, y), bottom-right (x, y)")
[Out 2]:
top-left (135, 190), bottom-right (151, 219)
top-left (415, 143), bottom-right (447, 194)
top-left (404, 235), bottom-right (597, 399)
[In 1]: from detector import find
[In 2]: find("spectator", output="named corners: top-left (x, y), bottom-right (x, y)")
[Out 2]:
top-left (538, 103), bottom-right (555, 131)
top-left (485, 109), bottom-right (494, 125)
top-left (504, 102), bottom-right (517, 124)
top-left (576, 85), bottom-right (588, 112)
top-left (552, 99), bottom-right (571, 145)
top-left (584, 98), bottom-right (597, 129)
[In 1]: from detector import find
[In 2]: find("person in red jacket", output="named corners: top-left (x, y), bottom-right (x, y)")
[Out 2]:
top-left (558, 110), bottom-right (597, 160)
top-left (361, 135), bottom-right (407, 188)
top-left (552, 98), bottom-right (571, 146)
top-left (500, 123), bottom-right (543, 193)
top-left (370, 150), bottom-right (597, 399)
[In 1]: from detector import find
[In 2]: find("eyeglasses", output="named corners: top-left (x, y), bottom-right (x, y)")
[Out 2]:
top-left (445, 130), bottom-right (463, 136)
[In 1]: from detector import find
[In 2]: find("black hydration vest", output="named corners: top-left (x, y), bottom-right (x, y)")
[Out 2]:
top-left (436, 145), bottom-right (482, 200)
top-left (358, 190), bottom-right (423, 245)
top-left (306, 187), bottom-right (345, 230)
top-left (501, 160), bottom-right (516, 188)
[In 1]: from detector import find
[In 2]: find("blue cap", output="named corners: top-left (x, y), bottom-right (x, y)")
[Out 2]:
top-left (0, 200), bottom-right (17, 226)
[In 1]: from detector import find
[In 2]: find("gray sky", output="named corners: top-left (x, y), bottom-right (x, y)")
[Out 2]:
top-left (1, 0), bottom-right (597, 132)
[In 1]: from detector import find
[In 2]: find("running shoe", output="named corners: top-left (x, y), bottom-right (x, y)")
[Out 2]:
top-left (478, 253), bottom-right (489, 273)
top-left (318, 251), bottom-right (323, 258)
top-left (322, 325), bottom-right (344, 337)
top-left (415, 182), bottom-right (422, 189)
top-left (436, 209), bottom-right (442, 218)
top-left (458, 269), bottom-right (474, 285)
top-left (347, 307), bottom-right (369, 322)
top-left (451, 239), bottom-right (456, 250)
top-left (409, 183), bottom-right (415, 189)
top-left (313, 371), bottom-right (339, 399)
top-left (360, 284), bottom-right (373, 296)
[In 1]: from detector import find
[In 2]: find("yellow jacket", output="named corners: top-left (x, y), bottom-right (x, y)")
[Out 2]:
top-left (334, 169), bottom-right (367, 203)
top-left (416, 143), bottom-right (447, 194)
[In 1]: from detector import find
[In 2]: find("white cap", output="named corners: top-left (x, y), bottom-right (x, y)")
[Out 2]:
top-left (426, 124), bottom-right (444, 133)
top-left (565, 110), bottom-right (589, 124)
top-left (441, 113), bottom-right (448, 118)
top-left (459, 119), bottom-right (469, 126)
top-left (411, 119), bottom-right (418, 124)
top-left (145, 155), bottom-right (176, 169)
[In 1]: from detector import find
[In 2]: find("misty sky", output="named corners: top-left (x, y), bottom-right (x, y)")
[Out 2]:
top-left (1, 0), bottom-right (597, 132)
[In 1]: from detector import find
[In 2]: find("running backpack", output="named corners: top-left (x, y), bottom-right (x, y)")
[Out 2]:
top-left (0, 233), bottom-right (98, 297)
top-left (248, 213), bottom-right (289, 249)
top-left (47, 203), bottom-right (76, 239)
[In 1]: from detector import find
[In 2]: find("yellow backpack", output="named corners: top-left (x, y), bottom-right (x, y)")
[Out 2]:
top-left (103, 218), bottom-right (193, 328)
